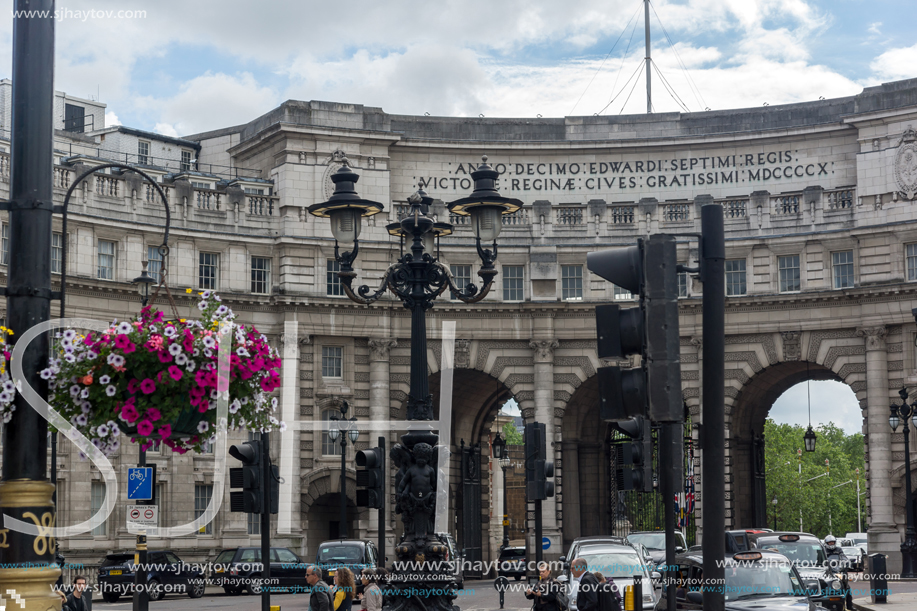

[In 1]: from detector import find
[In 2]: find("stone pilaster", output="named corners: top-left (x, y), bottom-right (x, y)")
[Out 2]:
top-left (529, 336), bottom-right (560, 557)
top-left (278, 325), bottom-right (308, 538)
top-left (857, 326), bottom-right (900, 570)
top-left (368, 337), bottom-right (396, 558)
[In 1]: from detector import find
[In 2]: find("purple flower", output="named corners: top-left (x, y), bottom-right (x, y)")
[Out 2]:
top-left (140, 379), bottom-right (156, 395)
top-left (168, 365), bottom-right (183, 381)
top-left (114, 334), bottom-right (132, 350)
top-left (137, 419), bottom-right (154, 436)
top-left (146, 408), bottom-right (161, 422)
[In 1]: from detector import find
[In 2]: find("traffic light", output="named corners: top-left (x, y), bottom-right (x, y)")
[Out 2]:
top-left (356, 446), bottom-right (385, 508)
top-left (524, 422), bottom-right (554, 500)
top-left (614, 416), bottom-right (653, 493)
top-left (588, 234), bottom-right (682, 423)
top-left (229, 440), bottom-right (261, 513)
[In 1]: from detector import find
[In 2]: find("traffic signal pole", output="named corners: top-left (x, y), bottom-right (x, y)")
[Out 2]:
top-left (701, 204), bottom-right (725, 611)
top-left (660, 423), bottom-right (679, 611)
top-left (261, 431), bottom-right (271, 611)
top-left (379, 436), bottom-right (386, 563)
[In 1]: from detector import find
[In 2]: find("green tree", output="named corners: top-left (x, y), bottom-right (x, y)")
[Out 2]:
top-left (503, 421), bottom-right (523, 445)
top-left (764, 419), bottom-right (866, 539)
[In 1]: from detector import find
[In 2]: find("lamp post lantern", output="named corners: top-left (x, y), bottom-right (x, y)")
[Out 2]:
top-left (309, 156), bottom-right (520, 611)
top-left (132, 260), bottom-right (157, 307)
top-left (803, 425), bottom-right (817, 453)
top-left (889, 387), bottom-right (917, 578)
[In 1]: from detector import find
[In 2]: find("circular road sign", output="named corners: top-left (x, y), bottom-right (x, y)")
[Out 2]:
top-left (130, 508), bottom-right (141, 520)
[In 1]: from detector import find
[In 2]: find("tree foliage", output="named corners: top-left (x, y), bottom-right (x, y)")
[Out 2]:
top-left (765, 419), bottom-right (865, 539)
top-left (503, 421), bottom-right (523, 445)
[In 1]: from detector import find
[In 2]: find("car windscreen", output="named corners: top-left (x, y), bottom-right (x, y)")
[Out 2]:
top-left (841, 547), bottom-right (860, 556)
top-left (317, 545), bottom-right (363, 563)
top-left (754, 538), bottom-right (827, 567)
top-left (627, 533), bottom-right (665, 550)
top-left (500, 548), bottom-right (525, 559)
top-left (102, 555), bottom-right (135, 567)
top-left (215, 550), bottom-right (236, 564)
top-left (578, 551), bottom-right (647, 578)
top-left (724, 561), bottom-right (805, 601)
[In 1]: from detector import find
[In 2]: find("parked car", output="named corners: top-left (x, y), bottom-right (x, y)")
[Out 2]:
top-left (497, 546), bottom-right (526, 580)
top-left (844, 532), bottom-right (868, 548)
top-left (211, 546), bottom-right (309, 595)
top-left (97, 550), bottom-right (205, 603)
top-left (625, 530), bottom-right (687, 567)
top-left (841, 546), bottom-right (866, 571)
top-left (661, 548), bottom-right (818, 609)
top-left (314, 539), bottom-right (380, 586)
top-left (559, 538), bottom-right (659, 610)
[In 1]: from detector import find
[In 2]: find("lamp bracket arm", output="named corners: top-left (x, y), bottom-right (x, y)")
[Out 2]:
top-left (341, 263), bottom-right (398, 306)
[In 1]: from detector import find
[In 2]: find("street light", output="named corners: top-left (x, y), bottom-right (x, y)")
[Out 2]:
top-left (772, 496), bottom-right (778, 531)
top-left (889, 387), bottom-right (917, 578)
top-left (310, 156), bottom-right (519, 607)
top-left (492, 433), bottom-right (511, 549)
top-left (803, 426), bottom-right (817, 453)
top-left (132, 260), bottom-right (157, 307)
top-left (330, 400), bottom-right (358, 539)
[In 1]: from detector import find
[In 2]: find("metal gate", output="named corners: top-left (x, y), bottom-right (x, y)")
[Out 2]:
top-left (460, 441), bottom-right (483, 578)
top-left (606, 415), bottom-right (698, 546)
top-left (752, 433), bottom-right (767, 528)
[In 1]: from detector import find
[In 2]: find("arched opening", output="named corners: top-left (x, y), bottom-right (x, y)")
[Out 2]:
top-left (304, 493), bottom-right (359, 558)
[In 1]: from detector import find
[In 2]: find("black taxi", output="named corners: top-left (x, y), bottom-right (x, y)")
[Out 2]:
top-left (746, 532), bottom-right (849, 611)
top-left (660, 549), bottom-right (818, 610)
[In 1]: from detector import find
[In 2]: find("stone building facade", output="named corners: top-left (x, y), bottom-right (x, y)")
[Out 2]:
top-left (1, 77), bottom-right (917, 575)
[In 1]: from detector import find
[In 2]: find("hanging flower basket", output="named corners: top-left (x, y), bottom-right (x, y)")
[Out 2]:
top-left (42, 290), bottom-right (284, 456)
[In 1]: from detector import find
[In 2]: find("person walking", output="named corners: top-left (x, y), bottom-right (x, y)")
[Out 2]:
top-left (592, 572), bottom-right (622, 611)
top-left (62, 575), bottom-right (92, 611)
top-left (332, 567), bottom-right (356, 611)
top-left (571, 558), bottom-right (599, 611)
top-left (356, 568), bottom-right (383, 611)
top-left (306, 567), bottom-right (333, 611)
top-left (525, 562), bottom-right (562, 611)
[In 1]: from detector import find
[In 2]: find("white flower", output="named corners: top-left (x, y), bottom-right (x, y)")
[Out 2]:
top-left (64, 353), bottom-right (76, 363)
top-left (86, 351), bottom-right (97, 361)
top-left (81, 402), bottom-right (92, 414)
top-left (116, 322), bottom-right (133, 335)
top-left (236, 347), bottom-right (250, 358)
top-left (271, 397), bottom-right (278, 410)
top-left (110, 439), bottom-right (120, 452)
top-left (110, 423), bottom-right (121, 437)
top-left (198, 301), bottom-right (208, 311)
top-left (213, 294), bottom-right (221, 302)
top-left (62, 329), bottom-right (77, 341)
top-left (60, 338), bottom-right (72, 350)
top-left (203, 348), bottom-right (213, 358)
top-left (215, 305), bottom-right (229, 317)
top-left (105, 385), bottom-right (117, 397)
top-left (197, 421), bottom-right (209, 434)
top-left (193, 348), bottom-right (200, 357)
top-left (175, 353), bottom-right (188, 365)
top-left (185, 361), bottom-right (196, 373)
top-left (168, 343), bottom-right (183, 356)
top-left (48, 380), bottom-right (57, 391)
top-left (91, 438), bottom-right (102, 448)
top-left (76, 414), bottom-right (88, 426)
top-left (269, 416), bottom-right (279, 426)
top-left (149, 325), bottom-right (157, 333)
top-left (79, 388), bottom-right (90, 399)
top-left (99, 375), bottom-right (110, 384)
top-left (229, 399), bottom-right (241, 414)
top-left (69, 385), bottom-right (81, 398)
top-left (279, 421), bottom-right (287, 432)
top-left (40, 368), bottom-right (54, 380)
top-left (108, 354), bottom-right (125, 367)
top-left (202, 336), bottom-right (216, 349)
top-left (240, 396), bottom-right (249, 405)
top-left (97, 424), bottom-right (110, 437)
top-left (0, 391), bottom-right (11, 403)
top-left (77, 352), bottom-right (86, 362)
top-left (163, 326), bottom-right (177, 338)
top-left (201, 290), bottom-right (212, 299)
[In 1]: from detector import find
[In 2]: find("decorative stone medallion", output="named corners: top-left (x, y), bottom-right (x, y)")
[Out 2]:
top-left (322, 149), bottom-right (348, 200)
top-left (894, 127), bottom-right (917, 200)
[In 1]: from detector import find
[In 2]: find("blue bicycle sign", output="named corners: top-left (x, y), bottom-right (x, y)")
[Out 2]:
top-left (127, 467), bottom-right (153, 501)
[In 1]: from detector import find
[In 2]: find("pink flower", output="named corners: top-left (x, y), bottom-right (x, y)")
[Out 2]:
top-left (137, 419), bottom-right (154, 436)
top-left (121, 403), bottom-right (140, 423)
top-left (195, 371), bottom-right (208, 388)
top-left (158, 350), bottom-right (173, 363)
top-left (158, 424), bottom-right (172, 439)
top-left (198, 400), bottom-right (209, 413)
top-left (168, 365), bottom-right (183, 381)
top-left (114, 334), bottom-right (131, 350)
top-left (121, 340), bottom-right (136, 354)
top-left (239, 367), bottom-right (253, 381)
top-left (189, 386), bottom-right (205, 399)
top-left (141, 440), bottom-right (155, 451)
top-left (250, 358), bottom-right (264, 372)
top-left (146, 408), bottom-right (161, 422)
top-left (140, 378), bottom-right (156, 395)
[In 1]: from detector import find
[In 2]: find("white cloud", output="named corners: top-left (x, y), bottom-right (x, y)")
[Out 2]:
top-left (104, 111), bottom-right (121, 127)
top-left (868, 22), bottom-right (882, 36)
top-left (870, 43), bottom-right (917, 82)
top-left (153, 122), bottom-right (178, 137)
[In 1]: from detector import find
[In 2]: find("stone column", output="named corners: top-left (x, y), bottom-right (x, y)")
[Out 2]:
top-left (278, 327), bottom-right (307, 540)
top-left (368, 337), bottom-right (396, 559)
top-left (857, 326), bottom-right (899, 569)
top-left (530, 335), bottom-right (560, 557)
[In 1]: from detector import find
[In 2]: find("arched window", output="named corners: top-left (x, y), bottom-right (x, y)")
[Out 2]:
top-left (322, 409), bottom-right (341, 456)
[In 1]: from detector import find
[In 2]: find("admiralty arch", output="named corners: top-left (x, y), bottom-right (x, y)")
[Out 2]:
top-left (2, 76), bottom-right (917, 575)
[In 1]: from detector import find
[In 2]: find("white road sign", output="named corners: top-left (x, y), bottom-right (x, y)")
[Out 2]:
top-left (127, 505), bottom-right (158, 533)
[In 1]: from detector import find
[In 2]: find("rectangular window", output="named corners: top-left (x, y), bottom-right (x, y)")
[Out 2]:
top-left (244, 187), bottom-right (265, 195)
top-left (51, 232), bottom-right (63, 274)
top-left (908, 244), bottom-right (917, 282)
top-left (322, 409), bottom-right (342, 456)
top-left (191, 181), bottom-right (213, 190)
top-left (156, 483), bottom-right (165, 527)
top-left (725, 259), bottom-right (746, 296)
top-left (613, 285), bottom-right (633, 301)
top-left (322, 346), bottom-right (343, 378)
top-left (91, 481), bottom-right (107, 536)
top-left (247, 511), bottom-right (260, 535)
top-left (1, 223), bottom-right (9, 265)
top-left (97, 240), bottom-right (115, 280)
top-left (138, 141), bottom-right (150, 165)
top-left (326, 259), bottom-right (343, 296)
top-left (199, 252), bottom-right (219, 290)
top-left (251, 257), bottom-right (271, 294)
top-left (194, 484), bottom-right (213, 535)
top-left (451, 264), bottom-right (471, 299)
top-left (832, 250), bottom-right (855, 289)
top-left (561, 265), bottom-right (583, 300)
top-left (677, 271), bottom-right (688, 298)
top-left (502, 265), bottom-right (524, 301)
top-left (778, 255), bottom-right (801, 293)
top-left (181, 150), bottom-right (193, 172)
top-left (64, 103), bottom-right (86, 133)
top-left (147, 245), bottom-right (162, 282)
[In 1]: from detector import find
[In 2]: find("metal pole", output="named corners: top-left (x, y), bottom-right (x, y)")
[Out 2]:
top-left (661, 423), bottom-right (677, 611)
top-left (900, 409), bottom-right (917, 577)
top-left (502, 465), bottom-right (509, 548)
top-left (340, 435), bottom-right (348, 538)
top-left (644, 0), bottom-right (652, 113)
top-left (2, 1), bottom-right (57, 602)
top-left (534, 499), bottom-right (543, 566)
top-left (133, 448), bottom-right (149, 611)
top-left (50, 432), bottom-right (57, 504)
top-left (261, 432), bottom-right (271, 611)
top-left (856, 477), bottom-right (862, 533)
top-left (379, 436), bottom-right (386, 563)
top-left (701, 204), bottom-right (725, 611)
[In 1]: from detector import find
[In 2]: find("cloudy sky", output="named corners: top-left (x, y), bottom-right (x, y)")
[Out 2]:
top-left (1, 0), bottom-right (915, 136)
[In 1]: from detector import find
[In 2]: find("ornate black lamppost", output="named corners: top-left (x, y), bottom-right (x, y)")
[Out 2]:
top-left (492, 433), bottom-right (511, 549)
top-left (328, 400), bottom-right (359, 539)
top-left (132, 260), bottom-right (157, 307)
top-left (309, 156), bottom-right (520, 611)
top-left (889, 387), bottom-right (917, 578)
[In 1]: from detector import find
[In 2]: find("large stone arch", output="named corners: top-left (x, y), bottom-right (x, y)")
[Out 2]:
top-left (300, 467), bottom-right (363, 557)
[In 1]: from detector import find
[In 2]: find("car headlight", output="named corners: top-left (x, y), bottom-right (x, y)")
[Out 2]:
top-left (643, 592), bottom-right (654, 603)
top-left (831, 580), bottom-right (841, 590)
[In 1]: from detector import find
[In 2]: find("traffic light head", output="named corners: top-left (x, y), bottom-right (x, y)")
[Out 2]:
top-left (597, 366), bottom-right (646, 421)
top-left (524, 423), bottom-right (554, 501)
top-left (596, 304), bottom-right (644, 360)
top-left (587, 244), bottom-right (643, 294)
top-left (356, 447), bottom-right (385, 509)
top-left (229, 440), bottom-right (263, 514)
top-left (229, 440), bottom-right (261, 465)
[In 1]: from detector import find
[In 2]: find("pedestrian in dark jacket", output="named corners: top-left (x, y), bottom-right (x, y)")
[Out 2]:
top-left (593, 572), bottom-right (622, 611)
top-left (62, 575), bottom-right (92, 611)
top-left (571, 559), bottom-right (599, 611)
top-left (525, 562), bottom-right (562, 611)
top-left (307, 567), bottom-right (333, 611)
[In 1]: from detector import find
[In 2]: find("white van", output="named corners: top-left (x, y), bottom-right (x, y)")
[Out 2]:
top-left (845, 532), bottom-right (867, 548)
